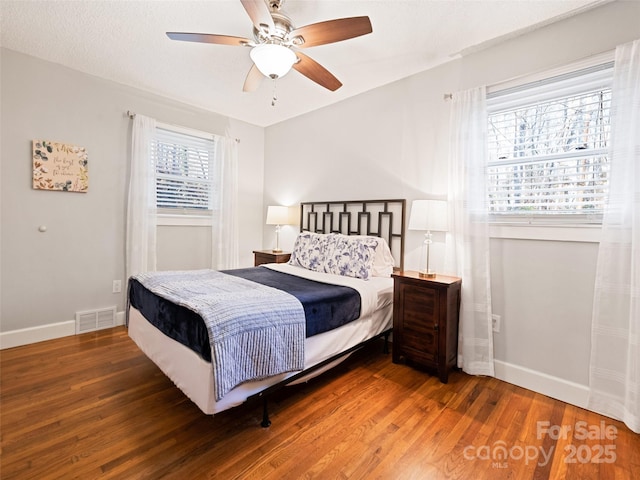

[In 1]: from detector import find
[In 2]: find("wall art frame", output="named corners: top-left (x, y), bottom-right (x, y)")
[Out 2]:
top-left (32, 140), bottom-right (88, 192)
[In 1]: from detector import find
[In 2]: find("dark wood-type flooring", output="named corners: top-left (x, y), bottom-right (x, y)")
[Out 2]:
top-left (1, 327), bottom-right (638, 479)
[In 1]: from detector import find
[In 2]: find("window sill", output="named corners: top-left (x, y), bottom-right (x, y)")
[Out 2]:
top-left (157, 214), bottom-right (212, 227)
top-left (489, 223), bottom-right (601, 243)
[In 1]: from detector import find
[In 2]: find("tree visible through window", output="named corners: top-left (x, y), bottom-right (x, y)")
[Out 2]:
top-left (487, 64), bottom-right (612, 220)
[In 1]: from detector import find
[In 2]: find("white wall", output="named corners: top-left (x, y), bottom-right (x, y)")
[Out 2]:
top-left (0, 48), bottom-right (264, 342)
top-left (263, 1), bottom-right (640, 405)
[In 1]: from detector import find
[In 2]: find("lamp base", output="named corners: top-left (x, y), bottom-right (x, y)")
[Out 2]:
top-left (419, 271), bottom-right (437, 279)
top-left (272, 248), bottom-right (283, 253)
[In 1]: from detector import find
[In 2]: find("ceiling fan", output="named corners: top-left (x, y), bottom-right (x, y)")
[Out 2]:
top-left (166, 0), bottom-right (372, 92)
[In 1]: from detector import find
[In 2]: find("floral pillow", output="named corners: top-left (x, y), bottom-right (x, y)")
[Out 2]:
top-left (288, 232), bottom-right (331, 272)
top-left (324, 234), bottom-right (379, 280)
top-left (344, 235), bottom-right (395, 277)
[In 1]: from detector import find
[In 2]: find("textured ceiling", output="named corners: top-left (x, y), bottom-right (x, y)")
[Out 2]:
top-left (0, 0), bottom-right (608, 127)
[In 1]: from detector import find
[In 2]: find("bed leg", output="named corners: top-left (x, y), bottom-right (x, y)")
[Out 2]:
top-left (261, 396), bottom-right (271, 428)
top-left (383, 331), bottom-right (390, 354)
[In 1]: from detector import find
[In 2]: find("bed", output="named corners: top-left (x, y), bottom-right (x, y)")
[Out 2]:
top-left (127, 199), bottom-right (406, 425)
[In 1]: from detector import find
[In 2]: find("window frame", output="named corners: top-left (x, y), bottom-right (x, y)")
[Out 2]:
top-left (485, 52), bottom-right (614, 229)
top-left (152, 122), bottom-right (220, 226)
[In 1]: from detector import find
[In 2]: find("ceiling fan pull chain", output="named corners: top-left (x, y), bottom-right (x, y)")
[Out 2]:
top-left (271, 79), bottom-right (278, 106)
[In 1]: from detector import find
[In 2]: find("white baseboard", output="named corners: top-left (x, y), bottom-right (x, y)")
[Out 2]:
top-left (494, 359), bottom-right (589, 409)
top-left (0, 311), bottom-right (126, 350)
top-left (0, 321), bottom-right (76, 349)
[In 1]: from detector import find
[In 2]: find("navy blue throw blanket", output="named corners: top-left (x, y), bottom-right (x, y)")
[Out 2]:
top-left (129, 267), bottom-right (361, 363)
top-left (223, 267), bottom-right (361, 338)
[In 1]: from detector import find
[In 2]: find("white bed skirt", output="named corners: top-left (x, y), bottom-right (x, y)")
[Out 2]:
top-left (128, 302), bottom-right (392, 415)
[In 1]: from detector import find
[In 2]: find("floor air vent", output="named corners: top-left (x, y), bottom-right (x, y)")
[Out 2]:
top-left (75, 306), bottom-right (117, 334)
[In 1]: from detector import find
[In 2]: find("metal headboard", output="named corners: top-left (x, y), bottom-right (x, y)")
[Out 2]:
top-left (299, 199), bottom-right (406, 271)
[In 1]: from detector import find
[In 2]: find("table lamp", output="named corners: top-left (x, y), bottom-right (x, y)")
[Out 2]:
top-left (266, 205), bottom-right (289, 253)
top-left (408, 199), bottom-right (448, 278)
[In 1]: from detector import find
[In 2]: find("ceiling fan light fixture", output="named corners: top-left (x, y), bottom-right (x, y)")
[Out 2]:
top-left (250, 44), bottom-right (297, 79)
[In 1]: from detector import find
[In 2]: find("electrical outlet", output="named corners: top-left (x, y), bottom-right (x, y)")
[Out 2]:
top-left (492, 314), bottom-right (501, 333)
top-left (112, 280), bottom-right (122, 294)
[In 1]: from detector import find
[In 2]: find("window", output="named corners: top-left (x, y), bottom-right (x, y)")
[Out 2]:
top-left (487, 62), bottom-right (613, 223)
top-left (151, 125), bottom-right (218, 212)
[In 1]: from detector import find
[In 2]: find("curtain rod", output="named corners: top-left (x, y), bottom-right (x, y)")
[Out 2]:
top-left (126, 110), bottom-right (240, 143)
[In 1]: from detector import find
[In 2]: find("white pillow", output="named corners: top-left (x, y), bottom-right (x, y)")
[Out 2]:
top-left (371, 237), bottom-right (396, 277)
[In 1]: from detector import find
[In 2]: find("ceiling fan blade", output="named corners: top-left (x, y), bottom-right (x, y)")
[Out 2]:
top-left (167, 32), bottom-right (251, 47)
top-left (240, 0), bottom-right (275, 32)
top-left (292, 51), bottom-right (342, 91)
top-left (289, 16), bottom-right (372, 48)
top-left (243, 64), bottom-right (264, 92)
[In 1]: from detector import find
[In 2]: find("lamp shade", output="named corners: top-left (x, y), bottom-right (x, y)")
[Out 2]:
top-left (250, 44), bottom-right (297, 79)
top-left (408, 199), bottom-right (448, 232)
top-left (266, 205), bottom-right (289, 225)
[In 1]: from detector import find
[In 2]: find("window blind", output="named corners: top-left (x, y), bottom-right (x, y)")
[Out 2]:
top-left (152, 127), bottom-right (217, 210)
top-left (487, 63), bottom-right (613, 219)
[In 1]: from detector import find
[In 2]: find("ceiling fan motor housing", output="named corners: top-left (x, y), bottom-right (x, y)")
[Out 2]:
top-left (254, 11), bottom-right (294, 46)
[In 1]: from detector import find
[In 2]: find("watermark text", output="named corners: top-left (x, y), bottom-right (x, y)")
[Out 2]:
top-left (463, 421), bottom-right (617, 469)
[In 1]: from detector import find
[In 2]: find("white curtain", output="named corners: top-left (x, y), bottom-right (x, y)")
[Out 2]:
top-left (126, 114), bottom-right (157, 280)
top-left (445, 86), bottom-right (495, 377)
top-left (211, 136), bottom-right (239, 270)
top-left (588, 39), bottom-right (640, 434)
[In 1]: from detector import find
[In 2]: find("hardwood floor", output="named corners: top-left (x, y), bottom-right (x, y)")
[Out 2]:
top-left (1, 327), bottom-right (638, 479)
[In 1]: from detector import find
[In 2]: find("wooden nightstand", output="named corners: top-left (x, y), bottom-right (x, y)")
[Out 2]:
top-left (391, 271), bottom-right (462, 383)
top-left (253, 250), bottom-right (291, 267)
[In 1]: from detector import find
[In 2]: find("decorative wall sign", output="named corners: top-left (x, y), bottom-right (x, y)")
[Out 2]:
top-left (32, 140), bottom-right (88, 192)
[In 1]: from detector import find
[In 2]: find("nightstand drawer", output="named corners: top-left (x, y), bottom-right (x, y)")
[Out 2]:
top-left (400, 287), bottom-right (438, 328)
top-left (402, 332), bottom-right (437, 363)
top-left (402, 287), bottom-right (437, 318)
top-left (402, 305), bottom-right (438, 330)
top-left (401, 346), bottom-right (438, 366)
